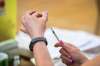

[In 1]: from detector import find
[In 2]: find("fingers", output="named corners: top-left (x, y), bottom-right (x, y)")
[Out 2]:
top-left (31, 12), bottom-right (41, 17)
top-left (24, 10), bottom-right (36, 16)
top-left (55, 41), bottom-right (79, 52)
top-left (60, 55), bottom-right (73, 65)
top-left (20, 24), bottom-right (27, 33)
top-left (55, 42), bottom-right (62, 47)
top-left (59, 48), bottom-right (74, 64)
top-left (41, 10), bottom-right (48, 21)
top-left (59, 48), bottom-right (71, 58)
top-left (55, 42), bottom-right (86, 66)
top-left (23, 10), bottom-right (40, 18)
top-left (20, 24), bottom-right (26, 31)
top-left (24, 10), bottom-right (35, 16)
top-left (30, 11), bottom-right (36, 15)
top-left (54, 40), bottom-right (65, 47)
top-left (22, 14), bottom-right (30, 25)
top-left (22, 10), bottom-right (48, 21)
top-left (67, 43), bottom-right (78, 48)
top-left (55, 42), bottom-right (71, 51)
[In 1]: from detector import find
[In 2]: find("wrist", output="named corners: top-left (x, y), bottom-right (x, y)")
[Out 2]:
top-left (31, 34), bottom-right (43, 38)
top-left (80, 56), bottom-right (88, 65)
top-left (29, 37), bottom-right (48, 51)
top-left (30, 33), bottom-right (44, 38)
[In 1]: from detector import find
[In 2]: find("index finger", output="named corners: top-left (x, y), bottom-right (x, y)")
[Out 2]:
top-left (54, 40), bottom-right (64, 47)
top-left (55, 41), bottom-right (74, 51)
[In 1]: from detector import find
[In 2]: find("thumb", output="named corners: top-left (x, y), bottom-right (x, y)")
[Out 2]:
top-left (20, 24), bottom-right (27, 33)
top-left (55, 43), bottom-right (62, 47)
top-left (55, 40), bottom-right (64, 47)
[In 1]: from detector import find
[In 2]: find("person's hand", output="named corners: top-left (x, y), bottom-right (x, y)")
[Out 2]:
top-left (21, 10), bottom-right (48, 38)
top-left (55, 42), bottom-right (88, 66)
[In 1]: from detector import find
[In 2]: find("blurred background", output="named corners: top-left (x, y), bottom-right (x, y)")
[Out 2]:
top-left (17, 0), bottom-right (100, 35)
top-left (0, 0), bottom-right (100, 66)
top-left (0, 0), bottom-right (100, 41)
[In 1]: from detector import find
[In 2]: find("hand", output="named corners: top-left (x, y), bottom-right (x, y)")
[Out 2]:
top-left (21, 10), bottom-right (48, 38)
top-left (55, 42), bottom-right (88, 66)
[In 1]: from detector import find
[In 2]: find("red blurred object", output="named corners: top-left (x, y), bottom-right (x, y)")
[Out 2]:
top-left (0, 0), bottom-right (4, 7)
top-left (59, 40), bottom-right (64, 45)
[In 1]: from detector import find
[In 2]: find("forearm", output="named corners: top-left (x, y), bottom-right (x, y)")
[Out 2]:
top-left (33, 42), bottom-right (54, 66)
top-left (21, 10), bottom-right (50, 66)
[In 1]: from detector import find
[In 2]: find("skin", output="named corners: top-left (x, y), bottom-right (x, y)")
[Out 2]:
top-left (55, 42), bottom-right (88, 66)
top-left (21, 10), bottom-right (88, 66)
top-left (82, 55), bottom-right (100, 66)
top-left (21, 10), bottom-right (54, 66)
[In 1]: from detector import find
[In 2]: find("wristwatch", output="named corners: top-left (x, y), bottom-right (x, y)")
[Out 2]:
top-left (29, 37), bottom-right (48, 51)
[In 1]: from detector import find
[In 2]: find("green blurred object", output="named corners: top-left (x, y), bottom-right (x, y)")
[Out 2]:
top-left (0, 39), bottom-right (18, 59)
top-left (0, 39), bottom-right (17, 51)
top-left (0, 39), bottom-right (20, 66)
top-left (0, 52), bottom-right (8, 66)
top-left (0, 0), bottom-right (17, 41)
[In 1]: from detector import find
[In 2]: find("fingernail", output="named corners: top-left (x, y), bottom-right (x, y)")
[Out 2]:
top-left (68, 56), bottom-right (72, 58)
top-left (71, 60), bottom-right (74, 63)
top-left (69, 59), bottom-right (73, 63)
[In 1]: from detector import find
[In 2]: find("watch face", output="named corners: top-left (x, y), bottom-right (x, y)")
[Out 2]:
top-left (0, 0), bottom-right (5, 15)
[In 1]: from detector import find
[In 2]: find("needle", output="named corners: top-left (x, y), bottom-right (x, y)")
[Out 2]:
top-left (51, 28), bottom-right (74, 63)
top-left (51, 28), bottom-right (64, 45)
top-left (51, 28), bottom-right (60, 41)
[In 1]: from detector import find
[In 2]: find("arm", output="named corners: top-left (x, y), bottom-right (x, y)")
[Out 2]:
top-left (21, 10), bottom-right (54, 66)
top-left (55, 42), bottom-right (88, 66)
top-left (33, 42), bottom-right (53, 66)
